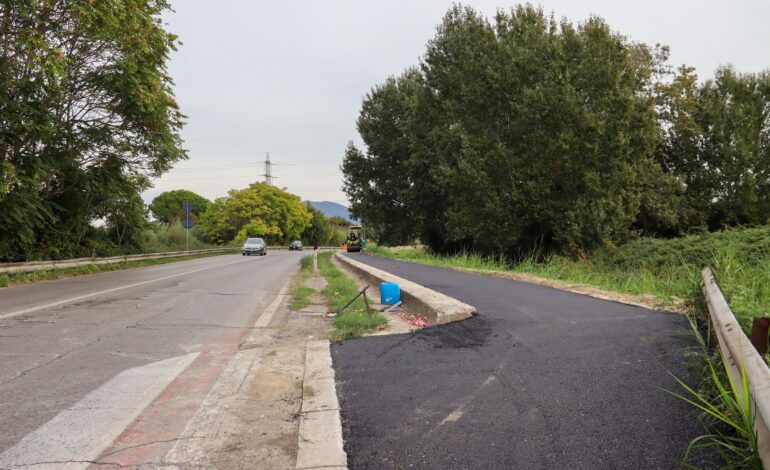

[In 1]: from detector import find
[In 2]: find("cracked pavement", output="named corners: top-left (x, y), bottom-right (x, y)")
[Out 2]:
top-left (0, 252), bottom-right (324, 467)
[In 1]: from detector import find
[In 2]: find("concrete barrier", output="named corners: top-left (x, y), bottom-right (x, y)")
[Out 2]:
top-left (335, 252), bottom-right (475, 326)
top-left (702, 267), bottom-right (770, 466)
top-left (0, 248), bottom-right (234, 274)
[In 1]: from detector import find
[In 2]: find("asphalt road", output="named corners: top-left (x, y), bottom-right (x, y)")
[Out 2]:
top-left (332, 253), bottom-right (705, 470)
top-left (0, 252), bottom-right (304, 466)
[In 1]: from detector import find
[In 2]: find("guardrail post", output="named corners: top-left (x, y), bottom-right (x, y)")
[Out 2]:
top-left (752, 318), bottom-right (770, 355)
top-left (313, 249), bottom-right (318, 273)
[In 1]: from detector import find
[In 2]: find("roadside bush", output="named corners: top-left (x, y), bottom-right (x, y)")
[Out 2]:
top-left (136, 222), bottom-right (211, 253)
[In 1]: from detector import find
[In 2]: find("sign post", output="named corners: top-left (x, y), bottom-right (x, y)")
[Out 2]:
top-left (181, 202), bottom-right (194, 251)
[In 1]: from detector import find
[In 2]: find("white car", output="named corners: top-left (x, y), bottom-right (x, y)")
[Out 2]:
top-left (242, 238), bottom-right (267, 256)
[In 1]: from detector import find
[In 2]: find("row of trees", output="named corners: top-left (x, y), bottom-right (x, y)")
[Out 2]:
top-left (0, 2), bottom-right (345, 261)
top-left (342, 5), bottom-right (770, 255)
top-left (0, 1), bottom-right (185, 261)
top-left (149, 184), bottom-right (349, 248)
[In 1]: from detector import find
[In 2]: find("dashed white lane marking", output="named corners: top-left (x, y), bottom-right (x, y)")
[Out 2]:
top-left (0, 353), bottom-right (199, 470)
top-left (253, 281), bottom-right (290, 328)
top-left (0, 257), bottom-right (253, 321)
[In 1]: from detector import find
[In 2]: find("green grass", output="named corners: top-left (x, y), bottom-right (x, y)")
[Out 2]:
top-left (675, 319), bottom-right (762, 469)
top-left (289, 255), bottom-right (316, 311)
top-left (316, 251), bottom-right (387, 340)
top-left (0, 251), bottom-right (235, 288)
top-left (367, 243), bottom-right (510, 271)
top-left (369, 227), bottom-right (770, 328)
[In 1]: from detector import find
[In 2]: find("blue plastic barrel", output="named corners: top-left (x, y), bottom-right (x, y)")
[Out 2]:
top-left (380, 282), bottom-right (401, 305)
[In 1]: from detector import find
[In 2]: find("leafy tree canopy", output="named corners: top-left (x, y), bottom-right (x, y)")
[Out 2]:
top-left (328, 215), bottom-right (353, 227)
top-left (657, 66), bottom-right (770, 229)
top-left (0, 0), bottom-right (185, 261)
top-left (301, 203), bottom-right (335, 245)
top-left (199, 183), bottom-right (312, 244)
top-left (149, 190), bottom-right (211, 224)
top-left (344, 5), bottom-right (667, 254)
top-left (343, 4), bottom-right (770, 255)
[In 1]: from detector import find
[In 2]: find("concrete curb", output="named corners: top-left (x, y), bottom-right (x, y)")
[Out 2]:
top-left (296, 340), bottom-right (347, 470)
top-left (335, 252), bottom-right (476, 326)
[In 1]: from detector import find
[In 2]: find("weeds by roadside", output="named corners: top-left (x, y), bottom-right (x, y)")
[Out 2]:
top-left (289, 256), bottom-right (315, 311)
top-left (317, 252), bottom-right (387, 340)
top-left (672, 318), bottom-right (762, 469)
top-left (369, 227), bottom-right (770, 327)
top-left (287, 252), bottom-right (387, 339)
top-left (0, 251), bottom-right (234, 288)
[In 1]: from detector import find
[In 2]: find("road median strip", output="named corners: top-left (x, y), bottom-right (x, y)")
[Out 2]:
top-left (335, 252), bottom-right (476, 326)
top-left (291, 251), bottom-right (481, 470)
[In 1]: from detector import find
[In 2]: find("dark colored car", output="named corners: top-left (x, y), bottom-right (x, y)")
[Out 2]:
top-left (289, 240), bottom-right (303, 251)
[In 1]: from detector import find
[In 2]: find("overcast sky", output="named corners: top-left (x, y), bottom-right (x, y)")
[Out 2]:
top-left (144, 0), bottom-right (770, 206)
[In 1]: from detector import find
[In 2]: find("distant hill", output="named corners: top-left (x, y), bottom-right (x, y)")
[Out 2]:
top-left (308, 201), bottom-right (358, 223)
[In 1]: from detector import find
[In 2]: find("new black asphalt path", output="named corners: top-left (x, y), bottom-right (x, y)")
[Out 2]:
top-left (331, 253), bottom-right (707, 469)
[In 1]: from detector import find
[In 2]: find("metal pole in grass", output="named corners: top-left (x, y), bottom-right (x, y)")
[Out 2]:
top-left (185, 204), bottom-right (189, 251)
top-left (313, 249), bottom-right (318, 273)
top-left (337, 286), bottom-right (369, 315)
top-left (362, 289), bottom-right (372, 316)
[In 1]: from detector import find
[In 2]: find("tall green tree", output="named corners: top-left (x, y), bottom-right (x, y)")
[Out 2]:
top-left (343, 67), bottom-right (441, 247)
top-left (300, 203), bottom-right (335, 245)
top-left (698, 68), bottom-right (770, 227)
top-left (0, 0), bottom-right (185, 261)
top-left (149, 190), bottom-right (211, 224)
top-left (658, 66), bottom-right (770, 229)
top-left (105, 191), bottom-right (149, 250)
top-left (344, 5), bottom-right (670, 254)
top-left (199, 183), bottom-right (312, 244)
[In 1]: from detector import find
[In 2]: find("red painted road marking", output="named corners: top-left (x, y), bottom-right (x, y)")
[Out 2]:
top-left (89, 329), bottom-right (250, 467)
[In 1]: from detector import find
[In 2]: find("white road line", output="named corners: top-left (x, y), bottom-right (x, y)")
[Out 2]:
top-left (0, 257), bottom-right (252, 321)
top-left (0, 352), bottom-right (199, 470)
top-left (253, 281), bottom-right (290, 328)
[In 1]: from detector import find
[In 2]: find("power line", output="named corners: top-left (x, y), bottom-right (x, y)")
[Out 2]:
top-left (171, 163), bottom-right (256, 172)
top-left (151, 174), bottom-right (261, 181)
top-left (157, 158), bottom-right (340, 174)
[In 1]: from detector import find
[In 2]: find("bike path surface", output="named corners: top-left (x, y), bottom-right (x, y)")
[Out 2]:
top-left (331, 253), bottom-right (705, 469)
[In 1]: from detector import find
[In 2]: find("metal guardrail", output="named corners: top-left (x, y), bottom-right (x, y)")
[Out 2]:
top-left (702, 267), bottom-right (770, 466)
top-left (0, 246), bottom-right (341, 274)
top-left (0, 248), bottom-right (234, 274)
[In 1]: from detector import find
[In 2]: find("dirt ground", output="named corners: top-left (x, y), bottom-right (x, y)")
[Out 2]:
top-left (207, 308), bottom-right (331, 469)
top-left (161, 273), bottom-right (332, 469)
